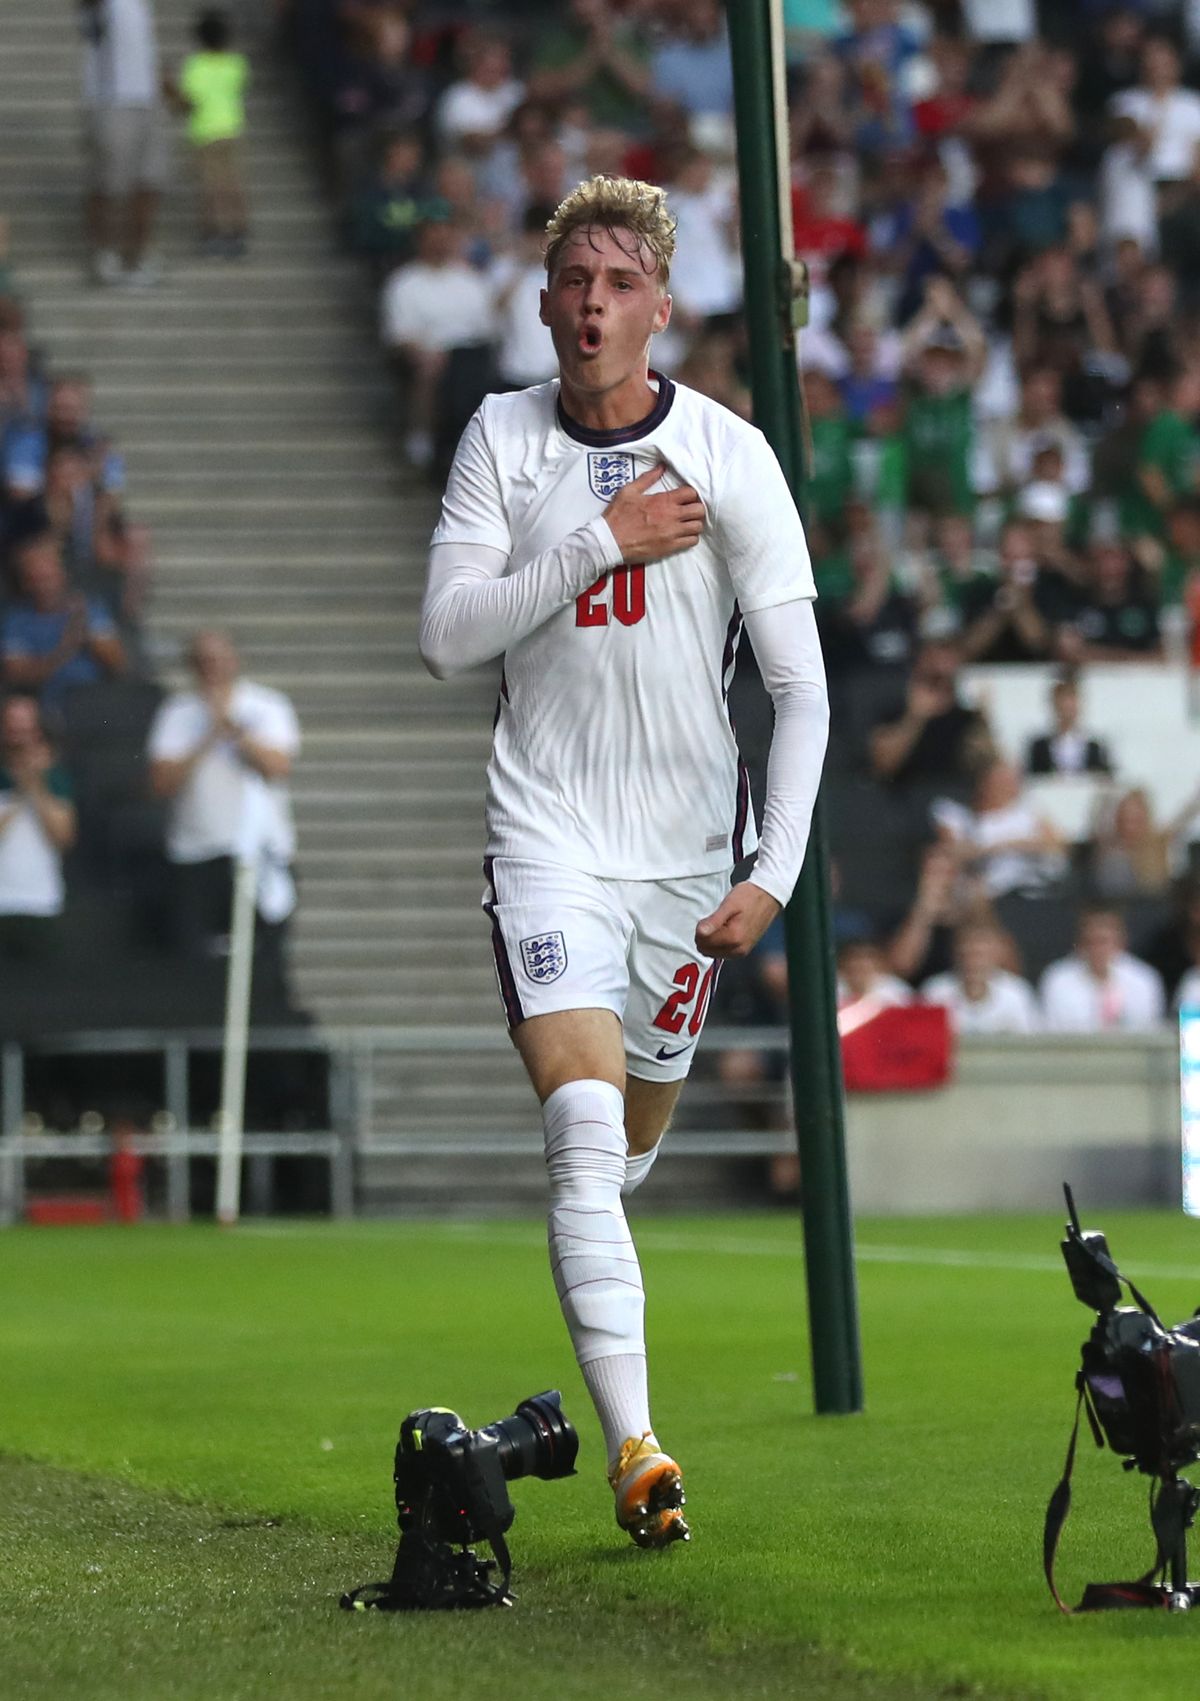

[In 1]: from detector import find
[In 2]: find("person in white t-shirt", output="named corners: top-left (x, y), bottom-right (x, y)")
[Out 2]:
top-left (381, 217), bottom-right (496, 470)
top-left (1111, 37), bottom-right (1200, 186)
top-left (435, 34), bottom-right (524, 154)
top-left (147, 630), bottom-right (299, 979)
top-left (1039, 908), bottom-right (1165, 1032)
top-left (933, 759), bottom-right (1067, 899)
top-left (0, 694), bottom-right (77, 959)
top-left (490, 206), bottom-right (559, 390)
top-left (79, 0), bottom-right (169, 286)
top-left (921, 921), bottom-right (1039, 1035)
top-left (420, 176), bottom-right (828, 1548)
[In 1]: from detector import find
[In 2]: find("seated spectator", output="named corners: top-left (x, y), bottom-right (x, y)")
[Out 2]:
top-left (898, 279), bottom-right (985, 521)
top-left (1158, 494), bottom-right (1200, 609)
top-left (347, 130), bottom-right (427, 269)
top-left (1119, 367), bottom-right (1200, 547)
top-left (0, 693), bottom-right (76, 960)
top-left (819, 501), bottom-right (918, 672)
top-left (380, 217), bottom-right (496, 471)
top-left (913, 513), bottom-right (999, 640)
top-left (147, 630), bottom-right (299, 988)
top-left (666, 148), bottom-right (742, 333)
top-left (887, 840), bottom-right (1015, 986)
top-left (803, 368), bottom-right (856, 549)
top-left (959, 518), bottom-right (1077, 665)
top-left (435, 31), bottom-right (524, 157)
top-left (921, 920), bottom-right (1040, 1034)
top-left (1068, 540), bottom-right (1162, 663)
top-left (933, 758), bottom-right (1067, 898)
top-left (974, 366), bottom-right (1090, 502)
top-left (1137, 872), bottom-right (1200, 1002)
top-left (837, 936), bottom-right (913, 1015)
top-left (1039, 906), bottom-right (1166, 1030)
top-left (1026, 675), bottom-right (1113, 776)
top-left (675, 331), bottom-right (750, 419)
top-left (1, 531), bottom-right (126, 707)
top-left (1090, 784), bottom-right (1200, 901)
top-left (868, 638), bottom-right (992, 785)
top-left (490, 205), bottom-right (558, 392)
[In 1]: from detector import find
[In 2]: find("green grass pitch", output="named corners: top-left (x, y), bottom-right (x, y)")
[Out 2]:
top-left (4, 1210), bottom-right (1200, 1700)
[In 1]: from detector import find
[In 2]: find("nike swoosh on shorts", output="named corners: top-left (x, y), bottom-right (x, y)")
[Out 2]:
top-left (655, 1042), bottom-right (694, 1061)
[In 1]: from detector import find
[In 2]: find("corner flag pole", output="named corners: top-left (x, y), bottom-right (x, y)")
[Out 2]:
top-left (727, 0), bottom-right (864, 1413)
top-left (216, 786), bottom-right (264, 1227)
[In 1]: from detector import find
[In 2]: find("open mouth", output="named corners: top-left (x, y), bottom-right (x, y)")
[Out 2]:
top-left (579, 324), bottom-right (603, 355)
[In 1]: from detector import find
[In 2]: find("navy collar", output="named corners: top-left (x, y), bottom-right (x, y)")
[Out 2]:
top-left (556, 371), bottom-right (675, 446)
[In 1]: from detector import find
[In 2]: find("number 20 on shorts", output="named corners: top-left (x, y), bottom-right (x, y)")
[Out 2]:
top-left (575, 565), bottom-right (646, 627)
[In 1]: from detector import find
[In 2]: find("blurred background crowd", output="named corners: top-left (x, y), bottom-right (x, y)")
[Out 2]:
top-left (8, 0), bottom-right (1200, 1071)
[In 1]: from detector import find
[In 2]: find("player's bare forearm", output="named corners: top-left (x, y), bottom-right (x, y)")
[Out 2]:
top-left (694, 881), bottom-right (781, 960)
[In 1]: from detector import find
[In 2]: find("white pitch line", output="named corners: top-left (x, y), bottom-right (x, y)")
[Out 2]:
top-left (231, 1221), bottom-right (1200, 1281)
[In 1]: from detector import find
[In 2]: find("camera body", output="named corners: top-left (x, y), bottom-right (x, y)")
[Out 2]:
top-left (1080, 1307), bottom-right (1200, 1475)
top-left (343, 1390), bottom-right (578, 1611)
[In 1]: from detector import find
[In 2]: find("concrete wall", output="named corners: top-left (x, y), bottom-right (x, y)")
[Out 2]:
top-left (844, 1034), bottom-right (1181, 1215)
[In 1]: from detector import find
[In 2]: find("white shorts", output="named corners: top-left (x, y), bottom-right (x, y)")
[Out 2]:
top-left (482, 856), bottom-right (729, 1082)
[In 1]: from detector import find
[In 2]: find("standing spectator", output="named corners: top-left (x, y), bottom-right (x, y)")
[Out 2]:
top-left (527, 0), bottom-right (651, 134)
top-left (1039, 907), bottom-right (1166, 1031)
top-left (79, 0), bottom-right (170, 286)
top-left (147, 631), bottom-right (299, 980)
top-left (171, 7), bottom-right (250, 258)
top-left (1026, 676), bottom-right (1114, 776)
top-left (380, 218), bottom-right (496, 471)
top-left (1110, 37), bottom-right (1200, 197)
top-left (921, 921), bottom-right (1040, 1034)
top-left (868, 638), bottom-right (992, 785)
top-left (0, 695), bottom-right (77, 960)
top-left (899, 279), bottom-right (986, 520)
top-left (933, 758), bottom-right (1067, 899)
top-left (650, 0), bottom-right (735, 131)
top-left (1, 532), bottom-right (126, 707)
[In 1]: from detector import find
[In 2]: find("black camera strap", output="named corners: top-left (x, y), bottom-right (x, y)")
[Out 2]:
top-left (1044, 1374), bottom-right (1171, 1612)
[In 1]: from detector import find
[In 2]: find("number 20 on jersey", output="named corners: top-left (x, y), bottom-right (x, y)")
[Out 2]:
top-left (575, 565), bottom-right (646, 627)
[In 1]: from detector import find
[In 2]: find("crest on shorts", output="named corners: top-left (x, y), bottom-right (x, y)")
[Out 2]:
top-left (520, 931), bottom-right (568, 984)
top-left (587, 451), bottom-right (634, 501)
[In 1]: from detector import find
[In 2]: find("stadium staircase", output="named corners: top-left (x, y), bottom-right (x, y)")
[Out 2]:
top-left (0, 0), bottom-right (548, 1195)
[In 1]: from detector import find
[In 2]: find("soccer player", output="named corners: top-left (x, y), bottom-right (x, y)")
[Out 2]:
top-left (420, 177), bottom-right (829, 1548)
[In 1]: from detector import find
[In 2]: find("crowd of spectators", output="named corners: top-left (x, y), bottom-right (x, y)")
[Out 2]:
top-left (281, 0), bottom-right (1200, 1067)
top-left (0, 214), bottom-right (300, 1004)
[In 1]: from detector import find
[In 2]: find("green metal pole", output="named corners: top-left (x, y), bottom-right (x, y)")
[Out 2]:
top-left (726, 0), bottom-right (864, 1414)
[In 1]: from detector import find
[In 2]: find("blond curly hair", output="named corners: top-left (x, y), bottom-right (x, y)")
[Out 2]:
top-left (544, 176), bottom-right (677, 286)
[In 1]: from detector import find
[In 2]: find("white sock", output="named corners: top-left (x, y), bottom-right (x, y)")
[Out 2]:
top-left (622, 1143), bottom-right (660, 1196)
top-left (543, 1079), bottom-right (650, 1447)
top-left (582, 1353), bottom-right (654, 1469)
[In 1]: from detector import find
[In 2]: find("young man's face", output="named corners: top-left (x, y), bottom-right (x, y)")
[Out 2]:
top-left (541, 224), bottom-right (671, 401)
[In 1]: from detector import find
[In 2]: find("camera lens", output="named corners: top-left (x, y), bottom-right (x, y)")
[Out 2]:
top-left (484, 1390), bottom-right (578, 1482)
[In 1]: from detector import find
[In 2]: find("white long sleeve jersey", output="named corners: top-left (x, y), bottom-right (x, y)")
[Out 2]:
top-left (421, 374), bottom-right (826, 899)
